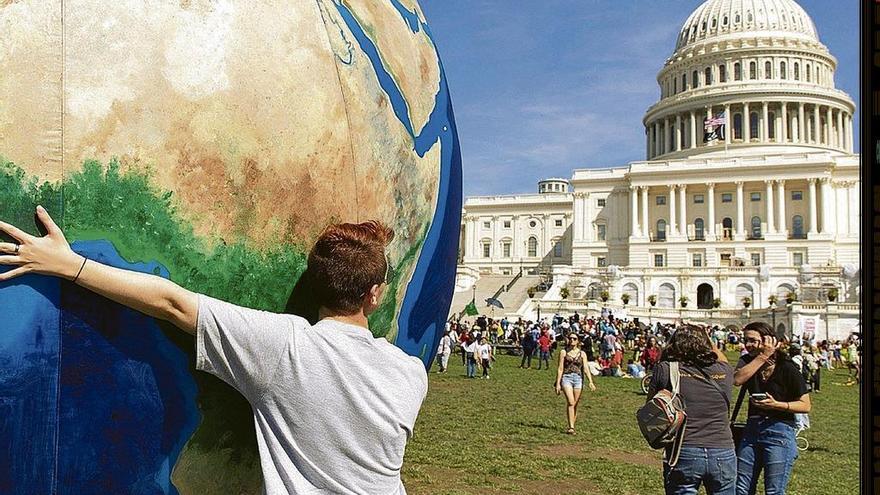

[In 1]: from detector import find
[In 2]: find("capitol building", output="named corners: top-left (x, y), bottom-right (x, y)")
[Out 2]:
top-left (453, 0), bottom-right (860, 341)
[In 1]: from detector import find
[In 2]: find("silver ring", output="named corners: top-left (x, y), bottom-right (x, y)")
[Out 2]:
top-left (13, 243), bottom-right (19, 254)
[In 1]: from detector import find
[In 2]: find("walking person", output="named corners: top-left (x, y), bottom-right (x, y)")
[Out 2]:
top-left (734, 322), bottom-right (811, 495)
top-left (476, 336), bottom-right (494, 379)
top-left (554, 333), bottom-right (596, 435)
top-left (0, 208), bottom-right (427, 494)
top-left (463, 335), bottom-right (478, 378)
top-left (646, 324), bottom-right (736, 495)
top-left (520, 325), bottom-right (536, 369)
top-left (537, 330), bottom-right (552, 370)
top-left (435, 330), bottom-right (453, 373)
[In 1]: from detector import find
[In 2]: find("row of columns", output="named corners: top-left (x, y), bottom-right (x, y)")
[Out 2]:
top-left (646, 102), bottom-right (854, 159)
top-left (629, 177), bottom-right (850, 241)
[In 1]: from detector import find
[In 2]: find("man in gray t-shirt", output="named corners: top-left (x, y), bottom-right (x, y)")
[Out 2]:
top-left (0, 207), bottom-right (428, 494)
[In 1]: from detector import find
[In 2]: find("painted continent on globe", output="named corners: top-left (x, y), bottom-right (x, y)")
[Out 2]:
top-left (0, 0), bottom-right (461, 493)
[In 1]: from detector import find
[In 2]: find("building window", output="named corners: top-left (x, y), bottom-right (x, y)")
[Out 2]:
top-left (734, 62), bottom-right (742, 81)
top-left (694, 194), bottom-right (704, 204)
top-left (656, 195), bottom-right (667, 206)
top-left (553, 242), bottom-right (563, 257)
top-left (528, 236), bottom-right (538, 257)
top-left (693, 253), bottom-right (703, 267)
top-left (555, 219), bottom-right (563, 227)
top-left (705, 67), bottom-right (712, 85)
top-left (750, 112), bottom-right (759, 138)
top-left (721, 193), bottom-right (733, 203)
top-left (694, 218), bottom-right (705, 240)
top-left (733, 113), bottom-right (743, 140)
top-left (734, 13), bottom-right (740, 24)
top-left (794, 62), bottom-right (800, 80)
top-left (502, 242), bottom-right (511, 258)
top-left (806, 64), bottom-right (811, 82)
top-left (749, 61), bottom-right (757, 80)
top-left (597, 198), bottom-right (607, 208)
top-left (792, 215), bottom-right (805, 238)
top-left (719, 64), bottom-right (726, 82)
top-left (682, 74), bottom-right (687, 91)
top-left (751, 253), bottom-right (762, 266)
top-left (483, 221), bottom-right (491, 229)
top-left (503, 220), bottom-right (511, 228)
top-left (500, 268), bottom-right (512, 275)
top-left (792, 190), bottom-right (803, 200)
top-left (654, 254), bottom-right (665, 267)
top-left (656, 220), bottom-right (667, 241)
top-left (673, 78), bottom-right (677, 94)
top-left (593, 224), bottom-right (606, 241)
top-left (720, 253), bottom-right (732, 266)
top-left (693, 70), bottom-right (699, 88)
top-left (597, 257), bottom-right (607, 268)
top-left (722, 218), bottom-right (733, 240)
top-left (750, 192), bottom-right (761, 202)
top-left (482, 243), bottom-right (491, 258)
top-left (780, 61), bottom-right (787, 79)
top-left (764, 61), bottom-right (772, 79)
top-left (751, 216), bottom-right (762, 239)
top-left (793, 252), bottom-right (804, 266)
top-left (529, 220), bottom-right (537, 228)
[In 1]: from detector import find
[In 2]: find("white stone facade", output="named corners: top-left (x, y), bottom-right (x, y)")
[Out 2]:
top-left (455, 0), bottom-right (859, 339)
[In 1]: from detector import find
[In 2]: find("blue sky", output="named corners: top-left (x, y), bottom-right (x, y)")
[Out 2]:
top-left (419, 1), bottom-right (859, 197)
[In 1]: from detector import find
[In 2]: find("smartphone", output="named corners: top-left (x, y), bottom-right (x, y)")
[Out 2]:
top-left (750, 393), bottom-right (768, 401)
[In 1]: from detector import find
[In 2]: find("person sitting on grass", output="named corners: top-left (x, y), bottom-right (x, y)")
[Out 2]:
top-left (0, 207), bottom-right (427, 494)
top-left (554, 333), bottom-right (596, 435)
top-left (626, 359), bottom-right (645, 378)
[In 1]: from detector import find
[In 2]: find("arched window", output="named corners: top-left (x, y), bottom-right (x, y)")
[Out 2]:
top-left (673, 77), bottom-right (677, 94)
top-left (722, 15), bottom-right (728, 26)
top-left (657, 219), bottom-right (667, 241)
top-left (806, 64), bottom-right (811, 82)
top-left (694, 218), bottom-right (705, 240)
top-left (780, 61), bottom-right (787, 79)
top-left (750, 112), bottom-right (759, 139)
top-left (692, 70), bottom-right (699, 88)
top-left (658, 283), bottom-right (676, 308)
top-left (794, 62), bottom-right (800, 80)
top-left (705, 67), bottom-right (713, 85)
top-left (527, 236), bottom-right (538, 257)
top-left (733, 113), bottom-right (743, 140)
top-left (749, 61), bottom-right (757, 80)
top-left (623, 283), bottom-right (639, 306)
top-left (751, 216), bottom-right (762, 239)
top-left (768, 112), bottom-right (776, 139)
top-left (734, 63), bottom-right (742, 81)
top-left (792, 215), bottom-right (804, 238)
top-left (682, 73), bottom-right (688, 91)
top-left (764, 61), bottom-right (772, 79)
top-left (722, 217), bottom-right (733, 239)
top-left (735, 13), bottom-right (741, 24)
top-left (719, 64), bottom-right (726, 83)
top-left (736, 284), bottom-right (754, 306)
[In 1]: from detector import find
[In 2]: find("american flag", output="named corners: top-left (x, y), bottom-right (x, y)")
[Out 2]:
top-left (704, 113), bottom-right (726, 128)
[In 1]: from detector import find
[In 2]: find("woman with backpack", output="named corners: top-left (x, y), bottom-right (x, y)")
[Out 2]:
top-left (733, 322), bottom-right (811, 495)
top-left (645, 324), bottom-right (735, 495)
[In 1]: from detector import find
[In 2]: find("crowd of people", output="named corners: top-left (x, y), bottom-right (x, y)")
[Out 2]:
top-left (438, 309), bottom-right (861, 495)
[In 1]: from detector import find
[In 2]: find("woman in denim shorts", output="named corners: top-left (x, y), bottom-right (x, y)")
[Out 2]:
top-left (554, 333), bottom-right (596, 435)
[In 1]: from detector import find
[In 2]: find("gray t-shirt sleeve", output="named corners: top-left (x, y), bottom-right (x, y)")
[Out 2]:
top-left (196, 294), bottom-right (297, 401)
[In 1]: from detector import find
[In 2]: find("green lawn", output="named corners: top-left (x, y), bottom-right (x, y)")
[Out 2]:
top-left (402, 352), bottom-right (859, 495)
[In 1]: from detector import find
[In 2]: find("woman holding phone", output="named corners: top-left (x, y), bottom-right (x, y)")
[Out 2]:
top-left (733, 322), bottom-right (811, 495)
top-left (555, 333), bottom-right (596, 435)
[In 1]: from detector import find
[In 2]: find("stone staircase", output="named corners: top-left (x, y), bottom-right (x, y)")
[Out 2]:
top-left (448, 273), bottom-right (545, 318)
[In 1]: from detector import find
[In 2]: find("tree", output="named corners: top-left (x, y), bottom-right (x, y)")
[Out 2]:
top-left (679, 296), bottom-right (689, 308)
top-left (648, 294), bottom-right (657, 307)
top-left (621, 293), bottom-right (630, 305)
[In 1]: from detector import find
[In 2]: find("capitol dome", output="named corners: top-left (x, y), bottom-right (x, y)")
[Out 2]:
top-left (675, 0), bottom-right (819, 52)
top-left (642, 0), bottom-right (855, 161)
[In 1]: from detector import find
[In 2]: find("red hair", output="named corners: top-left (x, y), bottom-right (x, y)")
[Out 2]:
top-left (308, 220), bottom-right (394, 313)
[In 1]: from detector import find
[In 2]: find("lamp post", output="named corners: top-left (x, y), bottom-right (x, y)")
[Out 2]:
top-left (770, 301), bottom-right (777, 338)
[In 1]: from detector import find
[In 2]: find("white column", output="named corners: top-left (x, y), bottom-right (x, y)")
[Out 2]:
top-left (808, 178), bottom-right (818, 235)
top-left (630, 188), bottom-right (639, 237)
top-left (724, 105), bottom-right (731, 143)
top-left (707, 183), bottom-right (716, 238)
top-left (689, 112), bottom-right (697, 149)
top-left (744, 102), bottom-right (751, 141)
top-left (798, 103), bottom-right (805, 144)
top-left (574, 194), bottom-right (584, 241)
top-left (675, 114), bottom-right (682, 151)
top-left (584, 194), bottom-right (593, 242)
top-left (678, 184), bottom-right (687, 236)
top-left (825, 107), bottom-right (833, 145)
top-left (736, 181), bottom-right (745, 237)
top-left (847, 114), bottom-right (854, 152)
top-left (776, 180), bottom-right (787, 234)
top-left (664, 118), bottom-right (670, 155)
top-left (542, 214), bottom-right (550, 254)
top-left (836, 110), bottom-right (844, 149)
top-left (848, 182), bottom-right (857, 236)
top-left (819, 177), bottom-right (833, 235)
top-left (812, 105), bottom-right (820, 144)
top-left (654, 122), bottom-right (660, 156)
top-left (646, 128), bottom-right (651, 159)
top-left (765, 180), bottom-right (775, 233)
top-left (668, 185), bottom-right (677, 237)
top-left (762, 102), bottom-right (769, 142)
top-left (641, 186), bottom-right (649, 238)
top-left (492, 215), bottom-right (500, 259)
top-left (781, 102), bottom-right (788, 142)
top-left (467, 217), bottom-right (476, 258)
top-left (512, 215), bottom-right (520, 258)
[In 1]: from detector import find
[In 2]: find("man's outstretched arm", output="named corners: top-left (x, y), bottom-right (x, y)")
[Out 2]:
top-left (0, 206), bottom-right (198, 334)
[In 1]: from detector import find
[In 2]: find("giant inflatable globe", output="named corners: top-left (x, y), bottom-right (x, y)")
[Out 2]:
top-left (0, 1), bottom-right (461, 493)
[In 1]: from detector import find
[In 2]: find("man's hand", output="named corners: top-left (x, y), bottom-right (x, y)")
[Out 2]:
top-left (0, 206), bottom-right (84, 281)
top-left (759, 335), bottom-right (780, 360)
